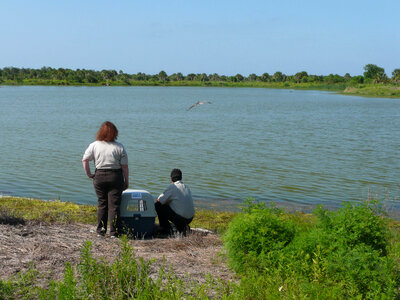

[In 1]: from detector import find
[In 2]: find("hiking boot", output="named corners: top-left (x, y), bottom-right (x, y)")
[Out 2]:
top-left (97, 229), bottom-right (106, 237)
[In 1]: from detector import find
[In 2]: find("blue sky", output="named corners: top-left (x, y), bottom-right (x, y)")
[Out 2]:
top-left (1, 0), bottom-right (399, 76)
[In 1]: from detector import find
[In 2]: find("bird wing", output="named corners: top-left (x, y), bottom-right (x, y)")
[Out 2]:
top-left (187, 101), bottom-right (200, 110)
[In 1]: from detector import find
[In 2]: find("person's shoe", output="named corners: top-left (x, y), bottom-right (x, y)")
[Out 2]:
top-left (97, 230), bottom-right (106, 237)
top-left (153, 225), bottom-right (173, 238)
top-left (181, 225), bottom-right (191, 236)
top-left (110, 233), bottom-right (120, 239)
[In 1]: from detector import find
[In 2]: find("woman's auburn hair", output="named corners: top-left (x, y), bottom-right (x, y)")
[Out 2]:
top-left (96, 121), bottom-right (118, 142)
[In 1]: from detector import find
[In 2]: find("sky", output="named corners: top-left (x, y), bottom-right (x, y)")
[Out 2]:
top-left (1, 0), bottom-right (399, 76)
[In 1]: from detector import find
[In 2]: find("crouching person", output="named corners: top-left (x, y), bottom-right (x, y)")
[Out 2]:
top-left (155, 169), bottom-right (195, 235)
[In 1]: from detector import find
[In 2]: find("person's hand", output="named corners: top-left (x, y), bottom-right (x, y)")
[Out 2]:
top-left (123, 182), bottom-right (129, 190)
top-left (88, 174), bottom-right (95, 179)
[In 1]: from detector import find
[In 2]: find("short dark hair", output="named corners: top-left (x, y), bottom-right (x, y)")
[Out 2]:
top-left (170, 169), bottom-right (182, 182)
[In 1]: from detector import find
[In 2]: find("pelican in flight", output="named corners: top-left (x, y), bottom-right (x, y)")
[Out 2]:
top-left (187, 101), bottom-right (212, 111)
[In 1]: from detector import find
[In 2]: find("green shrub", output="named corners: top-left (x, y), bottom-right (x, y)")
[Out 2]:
top-left (324, 244), bottom-right (398, 298)
top-left (315, 202), bottom-right (389, 255)
top-left (223, 202), bottom-right (295, 273)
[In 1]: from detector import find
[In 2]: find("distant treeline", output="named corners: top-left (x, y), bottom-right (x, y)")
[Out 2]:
top-left (0, 64), bottom-right (399, 87)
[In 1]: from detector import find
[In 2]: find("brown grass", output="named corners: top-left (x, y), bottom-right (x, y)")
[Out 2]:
top-left (0, 221), bottom-right (233, 286)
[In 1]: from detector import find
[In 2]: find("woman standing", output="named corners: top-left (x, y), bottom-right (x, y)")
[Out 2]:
top-left (82, 121), bottom-right (129, 238)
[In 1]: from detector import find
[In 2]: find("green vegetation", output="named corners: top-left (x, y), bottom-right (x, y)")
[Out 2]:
top-left (1, 64), bottom-right (400, 98)
top-left (1, 197), bottom-right (400, 298)
top-left (0, 197), bottom-right (97, 224)
top-left (223, 200), bottom-right (400, 298)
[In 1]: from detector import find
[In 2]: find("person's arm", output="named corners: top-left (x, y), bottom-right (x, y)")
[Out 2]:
top-left (157, 185), bottom-right (173, 204)
top-left (122, 164), bottom-right (129, 190)
top-left (82, 159), bottom-right (95, 179)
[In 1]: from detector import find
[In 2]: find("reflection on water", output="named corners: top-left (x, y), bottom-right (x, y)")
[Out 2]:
top-left (0, 86), bottom-right (399, 211)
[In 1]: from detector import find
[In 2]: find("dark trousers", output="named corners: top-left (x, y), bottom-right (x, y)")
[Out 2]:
top-left (155, 202), bottom-right (193, 234)
top-left (93, 169), bottom-right (124, 236)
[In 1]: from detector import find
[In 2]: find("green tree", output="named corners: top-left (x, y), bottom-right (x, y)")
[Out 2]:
top-left (168, 72), bottom-right (184, 81)
top-left (272, 71), bottom-right (284, 82)
top-left (235, 73), bottom-right (244, 82)
top-left (392, 69), bottom-right (400, 83)
top-left (260, 72), bottom-right (270, 82)
top-left (86, 75), bottom-right (98, 83)
top-left (175, 72), bottom-right (184, 81)
top-left (158, 70), bottom-right (168, 81)
top-left (56, 68), bottom-right (67, 80)
top-left (100, 70), bottom-right (117, 81)
top-left (294, 71), bottom-right (308, 83)
top-left (199, 73), bottom-right (209, 82)
top-left (228, 76), bottom-right (237, 82)
top-left (186, 73), bottom-right (196, 81)
top-left (363, 64), bottom-right (385, 80)
top-left (135, 72), bottom-right (146, 81)
top-left (350, 75), bottom-right (364, 85)
top-left (374, 72), bottom-right (388, 84)
top-left (248, 73), bottom-right (258, 81)
top-left (209, 73), bottom-right (220, 81)
top-left (324, 74), bottom-right (344, 84)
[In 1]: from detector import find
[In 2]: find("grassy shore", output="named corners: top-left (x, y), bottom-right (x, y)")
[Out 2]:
top-left (1, 197), bottom-right (400, 299)
top-left (342, 84), bottom-right (400, 98)
top-left (2, 79), bottom-right (400, 99)
top-left (0, 197), bottom-right (236, 233)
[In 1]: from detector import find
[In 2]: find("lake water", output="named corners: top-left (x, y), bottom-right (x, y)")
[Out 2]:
top-left (0, 86), bottom-right (399, 212)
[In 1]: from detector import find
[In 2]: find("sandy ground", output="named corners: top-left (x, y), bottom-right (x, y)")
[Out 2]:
top-left (0, 220), bottom-right (233, 286)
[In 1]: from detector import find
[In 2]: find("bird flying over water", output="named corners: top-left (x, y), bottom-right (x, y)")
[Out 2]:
top-left (187, 101), bottom-right (212, 111)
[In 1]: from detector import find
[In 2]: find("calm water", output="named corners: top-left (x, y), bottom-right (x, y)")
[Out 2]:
top-left (0, 86), bottom-right (399, 211)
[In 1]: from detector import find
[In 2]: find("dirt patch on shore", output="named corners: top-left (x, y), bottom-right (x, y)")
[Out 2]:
top-left (0, 221), bottom-right (233, 285)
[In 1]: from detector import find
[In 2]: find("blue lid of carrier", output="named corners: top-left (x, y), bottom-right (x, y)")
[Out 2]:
top-left (120, 189), bottom-right (156, 218)
top-left (130, 191), bottom-right (142, 199)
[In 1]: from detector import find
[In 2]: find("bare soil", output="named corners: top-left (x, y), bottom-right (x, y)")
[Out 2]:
top-left (0, 221), bottom-right (233, 285)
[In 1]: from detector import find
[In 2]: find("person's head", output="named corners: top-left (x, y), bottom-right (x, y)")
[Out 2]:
top-left (170, 168), bottom-right (182, 182)
top-left (96, 121), bottom-right (118, 142)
